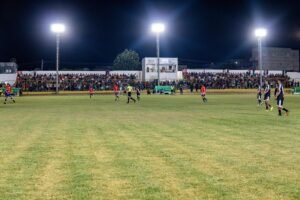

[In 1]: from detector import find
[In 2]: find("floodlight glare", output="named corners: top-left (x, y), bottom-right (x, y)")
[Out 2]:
top-left (255, 28), bottom-right (267, 38)
top-left (50, 23), bottom-right (65, 94)
top-left (254, 28), bottom-right (267, 88)
top-left (151, 23), bottom-right (165, 33)
top-left (51, 24), bottom-right (65, 33)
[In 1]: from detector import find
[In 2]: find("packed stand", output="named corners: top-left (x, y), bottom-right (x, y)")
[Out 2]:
top-left (15, 72), bottom-right (296, 92)
top-left (16, 73), bottom-right (137, 91)
top-left (183, 72), bottom-right (294, 90)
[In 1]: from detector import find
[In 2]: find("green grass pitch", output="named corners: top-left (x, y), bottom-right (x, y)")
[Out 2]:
top-left (0, 94), bottom-right (299, 200)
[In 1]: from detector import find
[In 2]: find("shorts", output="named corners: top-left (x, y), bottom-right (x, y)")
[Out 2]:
top-left (115, 92), bottom-right (119, 96)
top-left (257, 94), bottom-right (262, 99)
top-left (264, 94), bottom-right (270, 101)
top-left (201, 93), bottom-right (206, 97)
top-left (5, 92), bottom-right (12, 97)
top-left (127, 92), bottom-right (132, 97)
top-left (277, 97), bottom-right (284, 107)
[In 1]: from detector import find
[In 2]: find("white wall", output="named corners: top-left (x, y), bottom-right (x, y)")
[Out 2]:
top-left (20, 70), bottom-right (141, 80)
top-left (21, 71), bottom-right (106, 75)
top-left (229, 70), bottom-right (249, 74)
top-left (187, 69), bottom-right (225, 73)
top-left (177, 71), bottom-right (183, 80)
top-left (0, 74), bottom-right (17, 85)
top-left (253, 70), bottom-right (283, 75)
top-left (268, 71), bottom-right (283, 75)
top-left (287, 72), bottom-right (300, 82)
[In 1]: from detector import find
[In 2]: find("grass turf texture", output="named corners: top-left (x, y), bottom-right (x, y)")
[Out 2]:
top-left (0, 94), bottom-right (299, 200)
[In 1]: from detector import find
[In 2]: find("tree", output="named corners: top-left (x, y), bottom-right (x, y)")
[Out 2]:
top-left (113, 49), bottom-right (140, 70)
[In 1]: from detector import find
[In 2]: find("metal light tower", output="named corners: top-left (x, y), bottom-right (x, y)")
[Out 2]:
top-left (51, 23), bottom-right (65, 94)
top-left (151, 23), bottom-right (165, 86)
top-left (255, 28), bottom-right (267, 88)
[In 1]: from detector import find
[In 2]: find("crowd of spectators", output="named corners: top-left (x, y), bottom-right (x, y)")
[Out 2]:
top-left (183, 72), bottom-right (295, 90)
top-left (15, 73), bottom-right (137, 91)
top-left (15, 71), bottom-right (297, 92)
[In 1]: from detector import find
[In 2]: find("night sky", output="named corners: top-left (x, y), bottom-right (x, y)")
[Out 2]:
top-left (0, 0), bottom-right (299, 69)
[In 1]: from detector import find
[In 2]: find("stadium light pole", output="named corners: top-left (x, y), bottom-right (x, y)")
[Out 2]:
top-left (51, 23), bottom-right (65, 94)
top-left (255, 28), bottom-right (267, 88)
top-left (151, 23), bottom-right (165, 86)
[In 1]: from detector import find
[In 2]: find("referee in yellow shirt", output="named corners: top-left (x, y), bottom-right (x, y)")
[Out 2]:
top-left (126, 84), bottom-right (136, 104)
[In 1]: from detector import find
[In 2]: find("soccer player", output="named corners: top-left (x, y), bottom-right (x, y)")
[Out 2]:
top-left (4, 83), bottom-right (16, 104)
top-left (200, 84), bottom-right (207, 103)
top-left (179, 85), bottom-right (183, 95)
top-left (89, 85), bottom-right (95, 99)
top-left (136, 87), bottom-right (141, 101)
top-left (276, 80), bottom-right (289, 116)
top-left (257, 85), bottom-right (262, 106)
top-left (147, 88), bottom-right (151, 95)
top-left (113, 83), bottom-right (120, 101)
top-left (274, 83), bottom-right (279, 97)
top-left (126, 84), bottom-right (136, 104)
top-left (0, 83), bottom-right (3, 96)
top-left (263, 81), bottom-right (273, 111)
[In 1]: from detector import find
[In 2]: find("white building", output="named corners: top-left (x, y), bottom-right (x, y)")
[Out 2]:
top-left (251, 47), bottom-right (299, 71)
top-left (142, 57), bottom-right (180, 81)
top-left (0, 62), bottom-right (18, 85)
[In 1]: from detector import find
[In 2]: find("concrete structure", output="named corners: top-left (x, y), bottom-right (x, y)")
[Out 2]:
top-left (0, 62), bottom-right (18, 85)
top-left (251, 47), bottom-right (299, 71)
top-left (142, 57), bottom-right (179, 81)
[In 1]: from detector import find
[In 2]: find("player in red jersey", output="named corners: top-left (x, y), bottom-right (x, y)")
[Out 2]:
top-left (4, 83), bottom-right (16, 104)
top-left (200, 84), bottom-right (207, 103)
top-left (257, 85), bottom-right (263, 106)
top-left (113, 83), bottom-right (120, 101)
top-left (89, 85), bottom-right (95, 99)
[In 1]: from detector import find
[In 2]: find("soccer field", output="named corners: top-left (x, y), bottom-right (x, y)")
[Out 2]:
top-left (0, 94), bottom-right (299, 200)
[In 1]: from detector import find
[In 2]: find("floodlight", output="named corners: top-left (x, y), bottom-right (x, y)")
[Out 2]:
top-left (50, 23), bottom-right (65, 94)
top-left (151, 23), bottom-right (165, 33)
top-left (51, 24), bottom-right (65, 33)
top-left (255, 28), bottom-right (267, 38)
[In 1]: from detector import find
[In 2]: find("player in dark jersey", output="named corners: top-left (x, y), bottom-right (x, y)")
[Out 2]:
top-left (263, 81), bottom-right (273, 111)
top-left (274, 84), bottom-right (279, 97)
top-left (4, 83), bottom-right (16, 104)
top-left (136, 87), bottom-right (141, 101)
top-left (275, 80), bottom-right (289, 116)
top-left (179, 85), bottom-right (183, 95)
top-left (0, 83), bottom-right (2, 96)
top-left (257, 85), bottom-right (262, 106)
